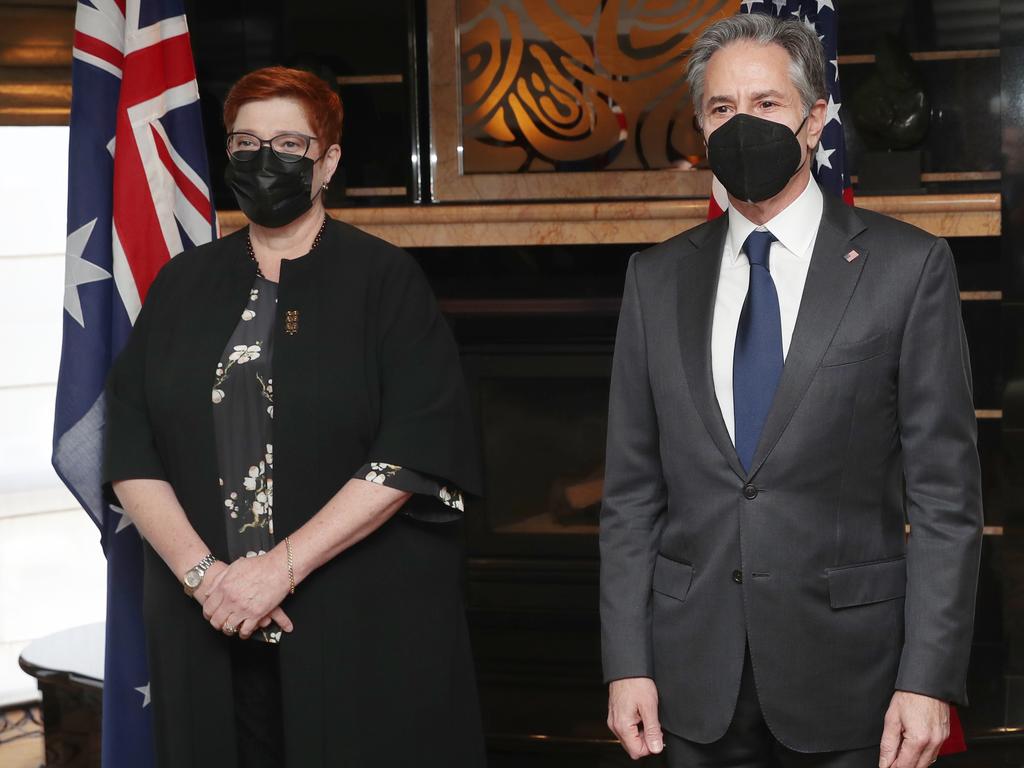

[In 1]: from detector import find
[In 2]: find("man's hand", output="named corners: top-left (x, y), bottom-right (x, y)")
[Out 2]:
top-left (607, 677), bottom-right (664, 760)
top-left (878, 691), bottom-right (949, 768)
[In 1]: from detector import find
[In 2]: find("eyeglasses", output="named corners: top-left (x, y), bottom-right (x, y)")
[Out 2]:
top-left (226, 132), bottom-right (319, 163)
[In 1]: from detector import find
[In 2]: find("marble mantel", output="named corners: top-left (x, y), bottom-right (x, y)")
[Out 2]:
top-left (216, 193), bottom-right (1001, 247)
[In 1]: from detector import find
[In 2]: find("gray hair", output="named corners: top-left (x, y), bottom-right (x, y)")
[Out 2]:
top-left (686, 14), bottom-right (828, 127)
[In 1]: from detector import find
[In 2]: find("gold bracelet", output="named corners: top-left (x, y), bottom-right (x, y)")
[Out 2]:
top-left (285, 536), bottom-right (295, 595)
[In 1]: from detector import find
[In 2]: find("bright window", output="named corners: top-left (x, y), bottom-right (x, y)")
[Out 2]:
top-left (0, 126), bottom-right (106, 706)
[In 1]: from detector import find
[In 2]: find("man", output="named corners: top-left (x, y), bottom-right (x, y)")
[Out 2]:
top-left (600, 13), bottom-right (982, 768)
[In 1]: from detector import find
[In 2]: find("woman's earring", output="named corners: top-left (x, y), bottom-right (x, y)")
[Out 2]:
top-left (321, 182), bottom-right (330, 193)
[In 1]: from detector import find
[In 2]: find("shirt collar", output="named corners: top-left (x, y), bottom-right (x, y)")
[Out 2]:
top-left (725, 177), bottom-right (824, 265)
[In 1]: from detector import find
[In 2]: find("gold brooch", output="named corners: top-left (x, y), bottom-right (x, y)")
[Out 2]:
top-left (285, 309), bottom-right (299, 335)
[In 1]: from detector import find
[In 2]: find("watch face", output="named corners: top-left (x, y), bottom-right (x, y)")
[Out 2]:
top-left (184, 569), bottom-right (201, 588)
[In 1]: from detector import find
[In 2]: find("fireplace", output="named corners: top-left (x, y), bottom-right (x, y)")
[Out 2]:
top-left (462, 352), bottom-right (612, 558)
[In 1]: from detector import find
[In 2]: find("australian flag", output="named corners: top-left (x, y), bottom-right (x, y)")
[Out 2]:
top-left (52, 1), bottom-right (214, 764)
top-left (710, 0), bottom-right (853, 217)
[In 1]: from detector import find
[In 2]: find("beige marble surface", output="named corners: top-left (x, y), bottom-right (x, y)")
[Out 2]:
top-left (218, 193), bottom-right (1001, 246)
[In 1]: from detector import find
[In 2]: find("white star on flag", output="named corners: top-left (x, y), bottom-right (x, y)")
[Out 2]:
top-left (772, 0), bottom-right (787, 12)
top-left (64, 218), bottom-right (112, 328)
top-left (830, 59), bottom-right (839, 82)
top-left (111, 504), bottom-right (135, 534)
top-left (741, 0), bottom-right (756, 11)
top-left (135, 682), bottom-right (151, 708)
top-left (815, 143), bottom-right (836, 170)
top-left (825, 94), bottom-right (843, 126)
top-left (816, 0), bottom-right (836, 11)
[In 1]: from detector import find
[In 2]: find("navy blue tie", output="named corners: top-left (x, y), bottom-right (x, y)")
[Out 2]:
top-left (733, 229), bottom-right (782, 472)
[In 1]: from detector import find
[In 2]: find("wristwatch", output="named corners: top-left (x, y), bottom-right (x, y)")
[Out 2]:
top-left (183, 554), bottom-right (217, 596)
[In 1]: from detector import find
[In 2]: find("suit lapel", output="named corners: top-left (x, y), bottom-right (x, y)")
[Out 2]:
top-left (677, 216), bottom-right (747, 480)
top-left (747, 195), bottom-right (869, 477)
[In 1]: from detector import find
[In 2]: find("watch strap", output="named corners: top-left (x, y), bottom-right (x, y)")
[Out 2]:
top-left (183, 553), bottom-right (217, 596)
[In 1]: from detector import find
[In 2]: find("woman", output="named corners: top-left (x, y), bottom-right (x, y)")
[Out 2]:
top-left (104, 66), bottom-right (486, 767)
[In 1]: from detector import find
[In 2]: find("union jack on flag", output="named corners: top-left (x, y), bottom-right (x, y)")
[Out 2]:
top-left (709, 0), bottom-right (853, 217)
top-left (52, 1), bottom-right (213, 764)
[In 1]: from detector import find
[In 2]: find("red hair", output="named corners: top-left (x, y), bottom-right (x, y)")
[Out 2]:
top-left (223, 66), bottom-right (343, 148)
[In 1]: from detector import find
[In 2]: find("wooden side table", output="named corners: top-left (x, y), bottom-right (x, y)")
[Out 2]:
top-left (18, 624), bottom-right (103, 768)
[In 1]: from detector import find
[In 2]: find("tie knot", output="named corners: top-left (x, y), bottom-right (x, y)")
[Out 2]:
top-left (743, 229), bottom-right (776, 269)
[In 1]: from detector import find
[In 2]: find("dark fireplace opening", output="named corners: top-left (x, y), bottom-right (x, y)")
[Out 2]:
top-left (462, 352), bottom-right (612, 558)
top-left (482, 375), bottom-right (608, 535)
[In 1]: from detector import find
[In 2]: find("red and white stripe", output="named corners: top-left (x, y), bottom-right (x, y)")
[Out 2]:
top-left (73, 0), bottom-right (213, 313)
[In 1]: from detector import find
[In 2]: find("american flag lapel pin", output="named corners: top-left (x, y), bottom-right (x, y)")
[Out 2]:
top-left (845, 249), bottom-right (860, 263)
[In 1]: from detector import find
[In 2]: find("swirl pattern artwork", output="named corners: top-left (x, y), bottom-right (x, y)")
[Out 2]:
top-left (459, 0), bottom-right (731, 174)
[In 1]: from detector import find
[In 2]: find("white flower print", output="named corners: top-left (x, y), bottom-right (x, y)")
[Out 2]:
top-left (212, 341), bottom-right (264, 399)
top-left (358, 462), bottom-right (466, 515)
top-left (365, 463), bottom-right (401, 484)
top-left (257, 375), bottom-right (274, 419)
top-left (224, 491), bottom-right (240, 519)
top-left (243, 462), bottom-right (262, 491)
top-left (228, 343), bottom-right (261, 364)
top-left (237, 460), bottom-right (272, 533)
top-left (212, 277), bottom-right (281, 613)
top-left (439, 487), bottom-right (465, 512)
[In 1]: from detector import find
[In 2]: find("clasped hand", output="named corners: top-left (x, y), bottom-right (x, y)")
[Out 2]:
top-left (195, 552), bottom-right (294, 640)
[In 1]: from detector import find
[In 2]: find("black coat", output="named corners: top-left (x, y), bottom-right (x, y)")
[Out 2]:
top-left (104, 218), bottom-right (486, 767)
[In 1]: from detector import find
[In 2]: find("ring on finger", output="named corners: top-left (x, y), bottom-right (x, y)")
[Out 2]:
top-left (223, 624), bottom-right (238, 636)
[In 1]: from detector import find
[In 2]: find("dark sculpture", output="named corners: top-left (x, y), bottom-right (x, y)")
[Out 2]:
top-left (850, 35), bottom-right (930, 151)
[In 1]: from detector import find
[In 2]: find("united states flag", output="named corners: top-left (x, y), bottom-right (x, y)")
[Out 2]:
top-left (709, 0), bottom-right (853, 217)
top-left (52, 1), bottom-right (213, 764)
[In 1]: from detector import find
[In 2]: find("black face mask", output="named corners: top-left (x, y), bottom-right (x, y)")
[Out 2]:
top-left (224, 146), bottom-right (318, 228)
top-left (706, 113), bottom-right (808, 203)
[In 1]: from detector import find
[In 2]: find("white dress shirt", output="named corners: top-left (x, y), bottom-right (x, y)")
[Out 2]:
top-left (711, 179), bottom-right (824, 445)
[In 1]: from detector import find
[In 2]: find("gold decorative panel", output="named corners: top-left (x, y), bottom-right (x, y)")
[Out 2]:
top-left (460, 0), bottom-right (728, 174)
top-left (428, 0), bottom-right (724, 201)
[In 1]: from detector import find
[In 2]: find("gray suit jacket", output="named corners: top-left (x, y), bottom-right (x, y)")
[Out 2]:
top-left (599, 190), bottom-right (983, 751)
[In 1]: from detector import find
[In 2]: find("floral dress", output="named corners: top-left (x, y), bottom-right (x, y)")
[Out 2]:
top-left (211, 276), bottom-right (465, 643)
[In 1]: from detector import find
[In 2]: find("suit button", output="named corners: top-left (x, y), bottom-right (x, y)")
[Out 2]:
top-left (732, 570), bottom-right (743, 584)
top-left (743, 484), bottom-right (758, 500)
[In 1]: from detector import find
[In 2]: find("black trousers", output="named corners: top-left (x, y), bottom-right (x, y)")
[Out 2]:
top-left (664, 650), bottom-right (878, 768)
top-left (230, 639), bottom-right (285, 767)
